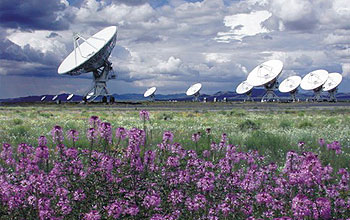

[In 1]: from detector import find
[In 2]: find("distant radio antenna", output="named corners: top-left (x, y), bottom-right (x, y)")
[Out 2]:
top-left (144, 87), bottom-right (157, 101)
top-left (322, 72), bottom-right (342, 102)
top-left (300, 69), bottom-right (328, 102)
top-left (186, 83), bottom-right (202, 102)
top-left (278, 76), bottom-right (301, 102)
top-left (236, 80), bottom-right (254, 102)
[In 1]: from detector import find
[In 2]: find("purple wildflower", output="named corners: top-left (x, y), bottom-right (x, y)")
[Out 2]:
top-left (168, 190), bottom-right (184, 205)
top-left (298, 141), bottom-right (305, 148)
top-left (313, 197), bottom-right (331, 219)
top-left (51, 125), bottom-right (64, 144)
top-left (99, 122), bottom-right (112, 144)
top-left (143, 193), bottom-right (161, 208)
top-left (318, 138), bottom-right (325, 147)
top-left (167, 156), bottom-right (180, 167)
top-left (73, 189), bottom-right (86, 201)
top-left (221, 133), bottom-right (227, 143)
top-left (87, 128), bottom-right (98, 141)
top-left (67, 129), bottom-right (79, 142)
top-left (115, 127), bottom-right (128, 140)
top-left (144, 150), bottom-right (156, 165)
top-left (292, 194), bottom-right (312, 219)
top-left (89, 116), bottom-right (101, 128)
top-left (1, 143), bottom-right (15, 165)
top-left (139, 110), bottom-right (150, 121)
top-left (38, 136), bottom-right (47, 146)
top-left (35, 145), bottom-right (49, 160)
top-left (327, 141), bottom-right (342, 154)
top-left (186, 194), bottom-right (207, 211)
top-left (106, 200), bottom-right (123, 219)
top-left (162, 131), bottom-right (174, 143)
top-left (206, 128), bottom-right (211, 134)
top-left (84, 210), bottom-right (101, 220)
top-left (17, 143), bottom-right (33, 156)
top-left (192, 132), bottom-right (201, 142)
top-left (255, 192), bottom-right (273, 204)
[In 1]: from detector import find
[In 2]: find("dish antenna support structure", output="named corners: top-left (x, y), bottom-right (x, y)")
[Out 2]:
top-left (278, 76), bottom-right (301, 102)
top-left (186, 83), bottom-right (202, 102)
top-left (300, 70), bottom-right (328, 102)
top-left (246, 60), bottom-right (283, 102)
top-left (58, 26), bottom-right (117, 102)
top-left (322, 73), bottom-right (342, 102)
top-left (236, 81), bottom-right (254, 102)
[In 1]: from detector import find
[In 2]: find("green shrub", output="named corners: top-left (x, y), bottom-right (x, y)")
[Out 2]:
top-left (238, 119), bottom-right (260, 131)
top-left (297, 121), bottom-right (313, 128)
top-left (244, 131), bottom-right (291, 162)
top-left (12, 118), bottom-right (23, 125)
top-left (230, 109), bottom-right (246, 117)
top-left (279, 119), bottom-right (292, 129)
top-left (9, 125), bottom-right (29, 137)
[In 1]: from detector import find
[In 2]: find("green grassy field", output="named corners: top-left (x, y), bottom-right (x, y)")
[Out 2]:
top-left (0, 105), bottom-right (349, 170)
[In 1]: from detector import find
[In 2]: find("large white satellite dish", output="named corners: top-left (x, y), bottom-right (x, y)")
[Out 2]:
top-left (246, 60), bottom-right (283, 102)
top-left (144, 87), bottom-right (157, 101)
top-left (278, 76), bottom-right (301, 102)
top-left (58, 26), bottom-right (117, 102)
top-left (52, 95), bottom-right (58, 101)
top-left (322, 72), bottom-right (342, 102)
top-left (186, 83), bottom-right (202, 101)
top-left (40, 96), bottom-right (46, 102)
top-left (236, 81), bottom-right (253, 102)
top-left (301, 69), bottom-right (328, 101)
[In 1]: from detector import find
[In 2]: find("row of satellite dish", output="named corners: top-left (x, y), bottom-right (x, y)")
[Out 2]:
top-left (57, 26), bottom-right (343, 103)
top-left (235, 60), bottom-right (342, 102)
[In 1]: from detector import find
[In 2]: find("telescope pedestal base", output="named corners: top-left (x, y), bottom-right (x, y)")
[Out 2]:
top-left (328, 88), bottom-right (337, 102)
top-left (193, 93), bottom-right (200, 102)
top-left (84, 61), bottom-right (113, 102)
top-left (244, 92), bottom-right (254, 102)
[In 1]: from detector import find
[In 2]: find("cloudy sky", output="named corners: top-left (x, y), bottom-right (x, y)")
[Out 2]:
top-left (1, 0), bottom-right (350, 98)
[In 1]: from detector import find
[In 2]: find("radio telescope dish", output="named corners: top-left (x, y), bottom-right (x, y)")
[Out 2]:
top-left (52, 95), bottom-right (58, 101)
top-left (246, 60), bottom-right (283, 102)
top-left (236, 81), bottom-right (253, 102)
top-left (186, 83), bottom-right (202, 101)
top-left (301, 69), bottom-right (328, 101)
top-left (67, 94), bottom-right (74, 101)
top-left (40, 96), bottom-right (46, 102)
top-left (144, 87), bottom-right (157, 101)
top-left (278, 76), bottom-right (301, 102)
top-left (322, 72), bottom-right (342, 102)
top-left (57, 26), bottom-right (117, 102)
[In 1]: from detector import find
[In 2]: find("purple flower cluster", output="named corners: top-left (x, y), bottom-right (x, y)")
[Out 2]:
top-left (139, 110), bottom-right (150, 121)
top-left (327, 141), bottom-right (342, 154)
top-left (0, 115), bottom-right (349, 219)
top-left (99, 122), bottom-right (112, 144)
top-left (51, 125), bottom-right (64, 144)
top-left (67, 129), bottom-right (79, 142)
top-left (115, 127), bottom-right (128, 140)
top-left (191, 132), bottom-right (201, 142)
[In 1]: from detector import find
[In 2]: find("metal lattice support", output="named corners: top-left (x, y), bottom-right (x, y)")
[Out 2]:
top-left (193, 92), bottom-right (200, 102)
top-left (244, 91), bottom-right (254, 102)
top-left (84, 60), bottom-right (113, 102)
top-left (312, 87), bottom-right (323, 102)
top-left (149, 94), bottom-right (155, 102)
top-left (290, 89), bottom-right (298, 102)
top-left (328, 88), bottom-right (338, 102)
top-left (261, 81), bottom-right (279, 102)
